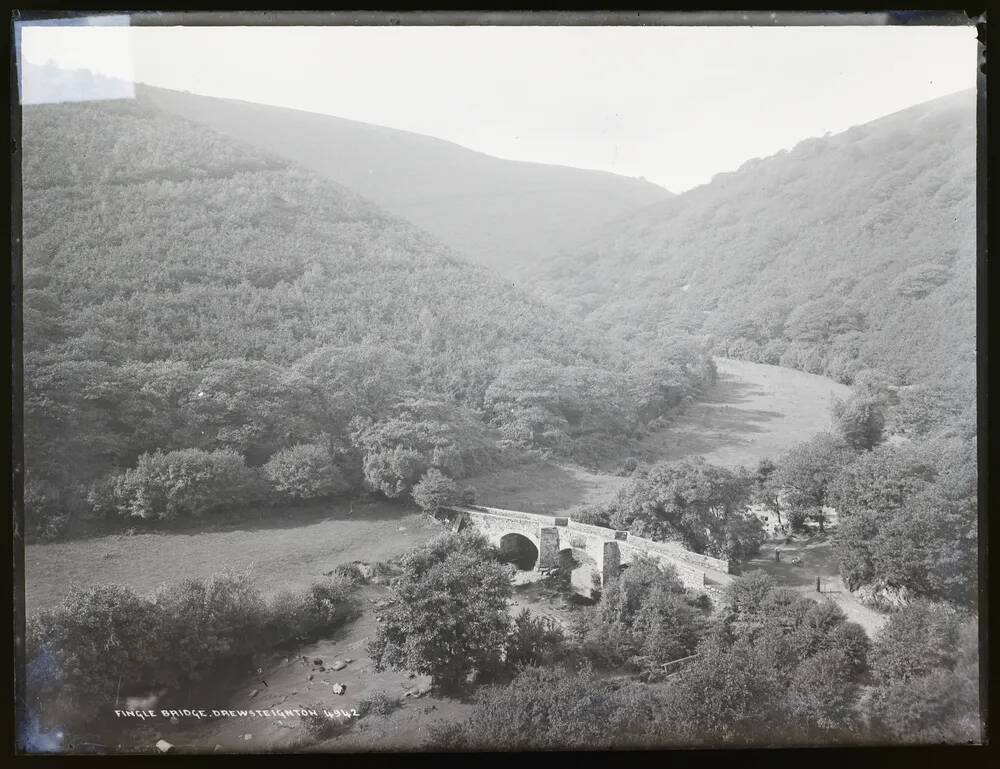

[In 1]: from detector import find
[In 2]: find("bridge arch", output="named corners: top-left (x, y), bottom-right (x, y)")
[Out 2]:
top-left (499, 533), bottom-right (539, 571)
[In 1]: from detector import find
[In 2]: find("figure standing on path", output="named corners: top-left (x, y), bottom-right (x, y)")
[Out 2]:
top-left (775, 548), bottom-right (780, 562)
top-left (816, 576), bottom-right (821, 593)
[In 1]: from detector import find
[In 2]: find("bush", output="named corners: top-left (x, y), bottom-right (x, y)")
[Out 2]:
top-left (24, 477), bottom-right (74, 541)
top-left (569, 504), bottom-right (611, 527)
top-left (262, 443), bottom-right (351, 500)
top-left (264, 576), bottom-right (358, 643)
top-left (332, 563), bottom-right (367, 586)
top-left (410, 468), bottom-right (459, 515)
top-left (26, 584), bottom-right (162, 721)
top-left (109, 448), bottom-right (259, 520)
top-left (357, 690), bottom-right (399, 718)
top-left (504, 609), bottom-right (566, 669)
top-left (298, 704), bottom-right (342, 741)
top-left (26, 570), bottom-right (361, 730)
top-left (152, 570), bottom-right (268, 689)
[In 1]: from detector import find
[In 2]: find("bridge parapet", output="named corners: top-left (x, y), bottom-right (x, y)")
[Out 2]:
top-left (441, 504), bottom-right (733, 588)
top-left (626, 534), bottom-right (731, 574)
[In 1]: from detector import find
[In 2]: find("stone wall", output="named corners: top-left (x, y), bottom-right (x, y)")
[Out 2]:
top-left (443, 504), bottom-right (733, 590)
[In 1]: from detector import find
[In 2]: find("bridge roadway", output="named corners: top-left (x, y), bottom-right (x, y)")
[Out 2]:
top-left (442, 504), bottom-right (734, 592)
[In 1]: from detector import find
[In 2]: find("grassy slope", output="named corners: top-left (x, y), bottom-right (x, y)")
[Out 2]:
top-left (135, 80), bottom-right (672, 276)
top-left (24, 500), bottom-right (439, 614)
top-left (535, 90), bottom-right (977, 389)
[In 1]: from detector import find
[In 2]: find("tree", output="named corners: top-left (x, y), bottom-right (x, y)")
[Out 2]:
top-left (504, 609), bottom-right (566, 669)
top-left (777, 433), bottom-right (854, 533)
top-left (752, 457), bottom-right (784, 526)
top-left (368, 533), bottom-right (513, 691)
top-left (410, 468), bottom-right (460, 516)
top-left (427, 665), bottom-right (664, 750)
top-left (866, 603), bottom-right (980, 743)
top-left (603, 458), bottom-right (761, 560)
top-left (829, 438), bottom-right (977, 605)
top-left (657, 638), bottom-right (787, 745)
top-left (592, 557), bottom-right (709, 673)
top-left (109, 448), bottom-right (260, 520)
top-left (832, 392), bottom-right (886, 451)
top-left (350, 398), bottom-right (498, 498)
top-left (787, 649), bottom-right (862, 737)
top-left (723, 569), bottom-right (776, 617)
top-left (869, 600), bottom-right (967, 684)
top-left (262, 443), bottom-right (350, 500)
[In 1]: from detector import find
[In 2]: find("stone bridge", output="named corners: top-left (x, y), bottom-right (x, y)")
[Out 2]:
top-left (442, 504), bottom-right (734, 592)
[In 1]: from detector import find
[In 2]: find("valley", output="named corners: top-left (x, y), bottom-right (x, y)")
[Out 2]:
top-left (17, 53), bottom-right (980, 752)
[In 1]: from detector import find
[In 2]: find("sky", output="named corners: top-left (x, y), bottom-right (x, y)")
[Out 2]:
top-left (17, 18), bottom-right (979, 192)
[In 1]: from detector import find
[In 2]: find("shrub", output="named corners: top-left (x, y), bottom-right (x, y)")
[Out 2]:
top-left (357, 690), bottom-right (399, 718)
top-left (152, 570), bottom-right (268, 689)
top-left (262, 443), bottom-right (350, 500)
top-left (26, 585), bottom-right (162, 721)
top-left (299, 704), bottom-right (342, 741)
top-left (110, 448), bottom-right (259, 520)
top-left (569, 504), bottom-right (611, 527)
top-left (24, 477), bottom-right (73, 541)
top-left (411, 468), bottom-right (459, 515)
top-left (265, 576), bottom-right (358, 643)
top-left (332, 563), bottom-right (367, 586)
top-left (26, 571), bottom-right (362, 730)
top-left (299, 576), bottom-right (358, 631)
top-left (504, 609), bottom-right (566, 669)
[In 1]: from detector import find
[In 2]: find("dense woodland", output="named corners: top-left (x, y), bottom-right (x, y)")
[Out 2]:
top-left (536, 90), bottom-right (977, 399)
top-left (20, 98), bottom-right (713, 540)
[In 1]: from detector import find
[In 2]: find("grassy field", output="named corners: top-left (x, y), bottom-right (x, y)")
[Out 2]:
top-left (634, 357), bottom-right (851, 469)
top-left (24, 500), bottom-right (440, 614)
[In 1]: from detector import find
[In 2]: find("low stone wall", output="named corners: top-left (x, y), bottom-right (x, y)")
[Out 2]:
top-left (618, 542), bottom-right (707, 590)
top-left (626, 534), bottom-right (731, 574)
top-left (566, 520), bottom-right (629, 540)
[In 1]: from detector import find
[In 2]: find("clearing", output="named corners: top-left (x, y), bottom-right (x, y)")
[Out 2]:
top-left (24, 501), bottom-right (439, 614)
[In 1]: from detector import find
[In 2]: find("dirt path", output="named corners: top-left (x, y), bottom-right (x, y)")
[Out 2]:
top-left (745, 529), bottom-right (888, 636)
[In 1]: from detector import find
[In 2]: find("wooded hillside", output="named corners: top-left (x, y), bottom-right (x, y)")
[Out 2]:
top-left (20, 96), bottom-right (710, 539)
top-left (536, 90), bottom-right (977, 397)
